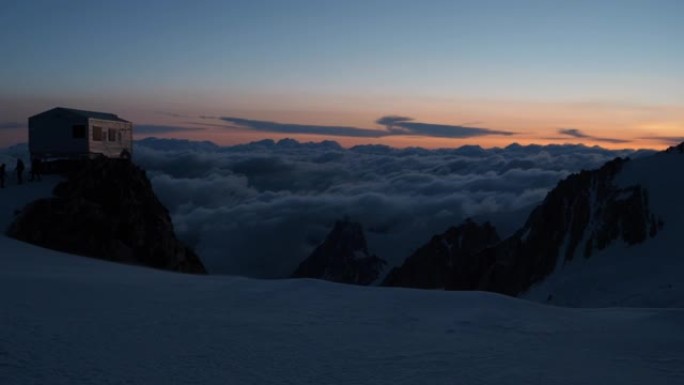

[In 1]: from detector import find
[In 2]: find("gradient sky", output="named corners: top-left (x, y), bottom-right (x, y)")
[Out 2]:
top-left (1, 0), bottom-right (682, 148)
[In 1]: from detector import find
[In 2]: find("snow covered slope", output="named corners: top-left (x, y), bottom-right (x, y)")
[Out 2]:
top-left (0, 158), bottom-right (684, 385)
top-left (2, 183), bottom-right (684, 384)
top-left (3, 236), bottom-right (684, 384)
top-left (524, 145), bottom-right (684, 307)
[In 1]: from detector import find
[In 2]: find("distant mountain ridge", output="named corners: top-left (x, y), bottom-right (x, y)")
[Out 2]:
top-left (133, 136), bottom-right (655, 158)
top-left (136, 137), bottom-right (220, 152)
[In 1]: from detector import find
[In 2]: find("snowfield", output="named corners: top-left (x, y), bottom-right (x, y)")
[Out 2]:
top-left (2, 238), bottom-right (684, 385)
top-left (1, 160), bottom-right (683, 384)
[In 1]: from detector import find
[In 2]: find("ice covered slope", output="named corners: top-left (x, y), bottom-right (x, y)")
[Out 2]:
top-left (524, 145), bottom-right (684, 307)
top-left (1, 229), bottom-right (683, 383)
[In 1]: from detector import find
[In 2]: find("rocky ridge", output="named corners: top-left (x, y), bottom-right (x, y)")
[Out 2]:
top-left (7, 158), bottom-right (206, 274)
top-left (383, 219), bottom-right (500, 289)
top-left (385, 156), bottom-right (662, 295)
top-left (474, 157), bottom-right (662, 295)
top-left (292, 219), bottom-right (386, 285)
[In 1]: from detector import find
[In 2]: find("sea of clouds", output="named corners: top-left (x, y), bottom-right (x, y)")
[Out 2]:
top-left (129, 138), bottom-right (650, 278)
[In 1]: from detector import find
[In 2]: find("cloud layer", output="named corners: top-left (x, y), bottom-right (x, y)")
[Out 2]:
top-left (135, 124), bottom-right (206, 135)
top-left (220, 115), bottom-right (514, 139)
top-left (557, 128), bottom-right (630, 144)
top-left (377, 115), bottom-right (513, 137)
top-left (640, 136), bottom-right (684, 146)
top-left (133, 137), bottom-right (648, 279)
top-left (221, 117), bottom-right (383, 137)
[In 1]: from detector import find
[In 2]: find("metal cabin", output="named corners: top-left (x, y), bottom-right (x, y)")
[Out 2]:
top-left (28, 107), bottom-right (133, 159)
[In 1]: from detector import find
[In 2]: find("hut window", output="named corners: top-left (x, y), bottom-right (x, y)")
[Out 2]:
top-left (92, 126), bottom-right (103, 141)
top-left (117, 132), bottom-right (122, 142)
top-left (108, 129), bottom-right (117, 142)
top-left (72, 125), bottom-right (86, 138)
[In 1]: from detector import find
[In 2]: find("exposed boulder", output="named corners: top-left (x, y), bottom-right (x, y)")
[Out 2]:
top-left (383, 219), bottom-right (500, 289)
top-left (6, 158), bottom-right (206, 274)
top-left (292, 219), bottom-right (385, 285)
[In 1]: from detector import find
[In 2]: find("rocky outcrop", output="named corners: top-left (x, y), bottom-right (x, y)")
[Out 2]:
top-left (292, 219), bottom-right (386, 285)
top-left (473, 157), bottom-right (662, 296)
top-left (665, 141), bottom-right (684, 154)
top-left (385, 156), bottom-right (663, 295)
top-left (6, 158), bottom-right (206, 274)
top-left (383, 219), bottom-right (500, 289)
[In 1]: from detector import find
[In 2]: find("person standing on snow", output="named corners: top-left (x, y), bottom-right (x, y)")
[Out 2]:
top-left (30, 157), bottom-right (42, 182)
top-left (0, 163), bottom-right (5, 188)
top-left (15, 158), bottom-right (25, 185)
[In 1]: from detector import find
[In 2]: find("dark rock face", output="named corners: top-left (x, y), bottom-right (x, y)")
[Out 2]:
top-left (474, 157), bottom-right (662, 296)
top-left (385, 156), bottom-right (663, 296)
top-left (292, 220), bottom-right (386, 285)
top-left (472, 159), bottom-right (663, 295)
top-left (665, 142), bottom-right (684, 154)
top-left (6, 158), bottom-right (206, 274)
top-left (383, 219), bottom-right (500, 289)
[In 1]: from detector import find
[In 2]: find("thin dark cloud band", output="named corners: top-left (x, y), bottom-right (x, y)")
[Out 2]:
top-left (558, 128), bottom-right (630, 144)
top-left (639, 136), bottom-right (684, 145)
top-left (219, 115), bottom-right (516, 139)
top-left (220, 117), bottom-right (385, 138)
top-left (135, 124), bottom-right (206, 134)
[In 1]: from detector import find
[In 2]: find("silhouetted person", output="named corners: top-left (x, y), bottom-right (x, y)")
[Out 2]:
top-left (0, 163), bottom-right (5, 188)
top-left (16, 158), bottom-right (25, 185)
top-left (30, 157), bottom-right (42, 182)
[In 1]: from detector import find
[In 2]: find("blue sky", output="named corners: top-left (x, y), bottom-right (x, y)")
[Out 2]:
top-left (1, 0), bottom-right (682, 148)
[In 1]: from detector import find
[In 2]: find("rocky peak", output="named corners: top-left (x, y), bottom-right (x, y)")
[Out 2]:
top-left (469, 156), bottom-right (661, 295)
top-left (291, 219), bottom-right (386, 285)
top-left (384, 156), bottom-right (663, 296)
top-left (665, 141), bottom-right (684, 154)
top-left (7, 158), bottom-right (206, 274)
top-left (383, 219), bottom-right (500, 289)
